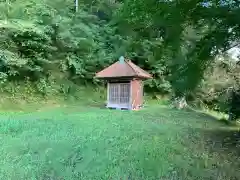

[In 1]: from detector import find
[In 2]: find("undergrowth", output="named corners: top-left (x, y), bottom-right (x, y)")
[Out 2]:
top-left (0, 79), bottom-right (106, 112)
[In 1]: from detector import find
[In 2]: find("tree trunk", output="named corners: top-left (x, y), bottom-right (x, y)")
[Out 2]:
top-left (173, 96), bottom-right (188, 109)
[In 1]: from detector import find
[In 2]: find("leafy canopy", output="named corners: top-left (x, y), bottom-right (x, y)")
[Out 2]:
top-left (120, 0), bottom-right (240, 96)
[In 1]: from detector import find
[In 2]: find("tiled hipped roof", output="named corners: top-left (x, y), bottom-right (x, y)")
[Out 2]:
top-left (95, 59), bottom-right (152, 79)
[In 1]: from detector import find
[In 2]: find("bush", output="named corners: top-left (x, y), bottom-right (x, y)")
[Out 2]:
top-left (228, 89), bottom-right (240, 121)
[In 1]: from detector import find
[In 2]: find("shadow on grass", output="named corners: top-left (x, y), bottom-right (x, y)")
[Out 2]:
top-left (195, 111), bottom-right (220, 121)
top-left (181, 108), bottom-right (240, 157)
top-left (201, 127), bottom-right (240, 156)
top-left (185, 108), bottom-right (233, 125)
top-left (85, 103), bottom-right (106, 108)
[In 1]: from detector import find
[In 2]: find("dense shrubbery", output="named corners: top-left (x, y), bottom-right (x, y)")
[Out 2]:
top-left (194, 60), bottom-right (240, 113)
top-left (0, 0), bottom-right (171, 94)
top-left (229, 89), bottom-right (240, 121)
top-left (0, 0), bottom-right (115, 82)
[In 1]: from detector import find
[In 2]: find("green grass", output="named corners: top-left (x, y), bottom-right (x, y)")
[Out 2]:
top-left (0, 104), bottom-right (239, 179)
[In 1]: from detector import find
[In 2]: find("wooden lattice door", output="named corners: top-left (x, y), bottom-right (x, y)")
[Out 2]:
top-left (108, 83), bottom-right (130, 108)
top-left (119, 83), bottom-right (130, 105)
top-left (108, 83), bottom-right (119, 105)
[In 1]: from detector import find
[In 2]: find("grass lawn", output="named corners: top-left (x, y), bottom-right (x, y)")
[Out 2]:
top-left (0, 105), bottom-right (239, 179)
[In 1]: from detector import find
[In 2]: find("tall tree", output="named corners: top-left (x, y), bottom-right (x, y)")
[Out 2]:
top-left (119, 0), bottom-right (240, 107)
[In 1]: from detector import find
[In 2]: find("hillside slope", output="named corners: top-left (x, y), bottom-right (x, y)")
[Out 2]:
top-left (0, 105), bottom-right (239, 179)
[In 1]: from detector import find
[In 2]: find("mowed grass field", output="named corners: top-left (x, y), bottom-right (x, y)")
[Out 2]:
top-left (0, 105), bottom-right (239, 180)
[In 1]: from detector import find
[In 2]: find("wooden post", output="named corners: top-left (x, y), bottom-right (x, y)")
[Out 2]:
top-left (75, 0), bottom-right (78, 12)
top-left (107, 82), bottom-right (110, 107)
top-left (129, 80), bottom-right (132, 110)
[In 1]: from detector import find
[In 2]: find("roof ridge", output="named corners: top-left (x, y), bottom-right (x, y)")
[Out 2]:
top-left (95, 58), bottom-right (152, 79)
top-left (125, 60), bottom-right (139, 76)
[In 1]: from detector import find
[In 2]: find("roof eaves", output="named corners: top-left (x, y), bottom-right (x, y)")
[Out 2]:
top-left (125, 60), bottom-right (140, 77)
top-left (126, 60), bottom-right (152, 78)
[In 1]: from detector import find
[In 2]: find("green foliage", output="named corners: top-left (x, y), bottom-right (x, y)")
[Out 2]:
top-left (194, 59), bottom-right (240, 112)
top-left (1, 0), bottom-right (240, 113)
top-left (0, 0), bottom-right (174, 94)
top-left (120, 0), bottom-right (240, 97)
top-left (0, 0), bottom-right (119, 85)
